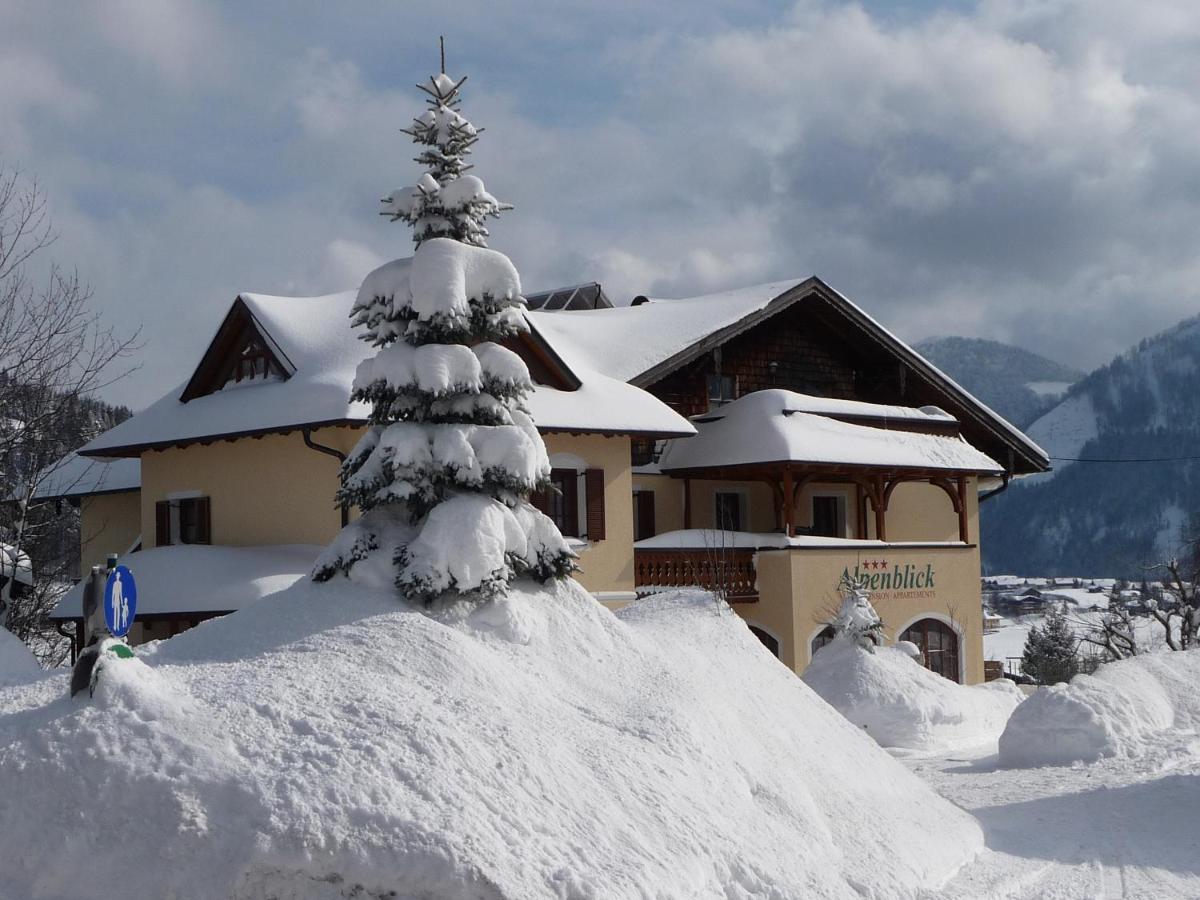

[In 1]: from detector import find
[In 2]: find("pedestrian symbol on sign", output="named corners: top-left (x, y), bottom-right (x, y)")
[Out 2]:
top-left (103, 565), bottom-right (137, 638)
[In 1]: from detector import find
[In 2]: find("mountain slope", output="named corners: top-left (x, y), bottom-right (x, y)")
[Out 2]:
top-left (982, 315), bottom-right (1200, 577)
top-left (916, 336), bottom-right (1083, 428)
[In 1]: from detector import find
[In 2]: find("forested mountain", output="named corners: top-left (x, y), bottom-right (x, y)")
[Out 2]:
top-left (981, 315), bottom-right (1200, 578)
top-left (916, 336), bottom-right (1083, 428)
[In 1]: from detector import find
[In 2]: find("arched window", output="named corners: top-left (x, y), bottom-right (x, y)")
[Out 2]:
top-left (749, 626), bottom-right (779, 658)
top-left (810, 625), bottom-right (836, 658)
top-left (900, 618), bottom-right (961, 683)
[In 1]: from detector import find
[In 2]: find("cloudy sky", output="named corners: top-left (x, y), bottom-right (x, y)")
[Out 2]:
top-left (5, 0), bottom-right (1200, 408)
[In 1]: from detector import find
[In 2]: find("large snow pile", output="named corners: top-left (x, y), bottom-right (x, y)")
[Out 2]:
top-left (999, 650), bottom-right (1200, 767)
top-left (0, 580), bottom-right (981, 898)
top-left (0, 628), bottom-right (39, 680)
top-left (803, 638), bottom-right (1023, 751)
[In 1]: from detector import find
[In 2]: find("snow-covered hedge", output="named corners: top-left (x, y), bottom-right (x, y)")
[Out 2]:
top-left (0, 582), bottom-right (982, 898)
top-left (999, 650), bottom-right (1200, 767)
top-left (803, 637), bottom-right (1024, 751)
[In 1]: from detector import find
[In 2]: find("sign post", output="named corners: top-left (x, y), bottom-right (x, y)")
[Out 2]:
top-left (70, 557), bottom-right (137, 697)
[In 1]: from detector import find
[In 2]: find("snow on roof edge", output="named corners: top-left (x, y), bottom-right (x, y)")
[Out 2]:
top-left (810, 279), bottom-right (1049, 468)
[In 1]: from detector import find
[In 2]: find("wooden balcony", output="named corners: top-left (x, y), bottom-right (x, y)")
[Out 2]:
top-left (634, 548), bottom-right (759, 603)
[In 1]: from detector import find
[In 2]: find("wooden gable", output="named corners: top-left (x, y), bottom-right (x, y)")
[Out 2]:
top-left (633, 279), bottom-right (1048, 475)
top-left (180, 298), bottom-right (295, 403)
top-left (501, 321), bottom-right (581, 392)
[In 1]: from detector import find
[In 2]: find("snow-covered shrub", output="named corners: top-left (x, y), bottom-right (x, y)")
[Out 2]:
top-left (804, 639), bottom-right (1023, 751)
top-left (829, 574), bottom-right (884, 650)
top-left (999, 649), bottom-right (1200, 767)
top-left (313, 69), bottom-right (575, 603)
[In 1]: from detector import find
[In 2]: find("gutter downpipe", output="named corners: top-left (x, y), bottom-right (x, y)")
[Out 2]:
top-left (302, 428), bottom-right (349, 528)
top-left (978, 473), bottom-right (1010, 504)
top-left (56, 619), bottom-right (78, 665)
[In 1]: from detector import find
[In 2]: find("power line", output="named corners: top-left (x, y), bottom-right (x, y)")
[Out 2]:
top-left (1050, 454), bottom-right (1200, 463)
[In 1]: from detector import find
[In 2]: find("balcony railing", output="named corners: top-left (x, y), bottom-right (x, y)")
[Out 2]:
top-left (634, 548), bottom-right (759, 603)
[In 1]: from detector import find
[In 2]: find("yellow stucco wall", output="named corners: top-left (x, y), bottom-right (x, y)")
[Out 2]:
top-left (138, 428), bottom-right (635, 596)
top-left (744, 541), bottom-right (985, 684)
top-left (741, 550), bottom-right (798, 670)
top-left (634, 475), bottom-right (975, 543)
top-left (140, 425), bottom-right (359, 549)
top-left (631, 473), bottom-right (684, 535)
top-left (544, 433), bottom-right (635, 596)
top-left (80, 492), bottom-right (142, 573)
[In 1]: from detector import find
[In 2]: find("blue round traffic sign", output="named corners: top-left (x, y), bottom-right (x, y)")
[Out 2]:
top-left (104, 565), bottom-right (137, 638)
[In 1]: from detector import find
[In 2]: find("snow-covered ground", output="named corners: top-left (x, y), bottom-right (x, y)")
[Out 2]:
top-left (5, 575), bottom-right (1200, 897)
top-left (0, 581), bottom-right (981, 899)
top-left (908, 715), bottom-right (1200, 897)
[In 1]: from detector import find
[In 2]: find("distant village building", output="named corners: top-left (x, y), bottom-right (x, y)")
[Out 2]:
top-left (45, 276), bottom-right (1047, 684)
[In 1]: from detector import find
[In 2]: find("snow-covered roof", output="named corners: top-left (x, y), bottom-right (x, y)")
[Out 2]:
top-left (761, 395), bottom-right (957, 425)
top-left (50, 544), bottom-right (321, 620)
top-left (79, 290), bottom-right (693, 458)
top-left (530, 277), bottom-right (1048, 473)
top-left (529, 279), bottom-right (805, 383)
top-left (0, 544), bottom-right (32, 587)
top-left (29, 453), bottom-right (140, 500)
top-left (634, 529), bottom-right (966, 550)
top-left (658, 390), bottom-right (1003, 474)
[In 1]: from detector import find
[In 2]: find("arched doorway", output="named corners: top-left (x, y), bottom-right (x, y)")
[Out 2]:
top-left (900, 618), bottom-right (960, 683)
top-left (810, 625), bottom-right (836, 660)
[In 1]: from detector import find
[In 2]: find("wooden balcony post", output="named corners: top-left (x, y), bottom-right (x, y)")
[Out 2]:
top-left (873, 476), bottom-right (887, 542)
top-left (957, 475), bottom-right (969, 543)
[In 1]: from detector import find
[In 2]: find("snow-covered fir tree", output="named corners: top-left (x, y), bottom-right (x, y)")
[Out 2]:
top-left (830, 575), bottom-right (884, 651)
top-left (313, 66), bottom-right (576, 604)
top-left (379, 72), bottom-right (510, 248)
top-left (1020, 605), bottom-right (1079, 685)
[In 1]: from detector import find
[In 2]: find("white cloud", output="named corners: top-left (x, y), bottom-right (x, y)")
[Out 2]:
top-left (7, 0), bottom-right (1200, 408)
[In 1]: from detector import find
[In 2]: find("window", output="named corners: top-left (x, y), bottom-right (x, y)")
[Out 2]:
top-left (706, 374), bottom-right (737, 410)
top-left (900, 619), bottom-right (961, 683)
top-left (633, 490), bottom-right (656, 541)
top-left (222, 336), bottom-right (282, 389)
top-left (714, 491), bottom-right (744, 531)
top-left (155, 497), bottom-right (211, 547)
top-left (811, 625), bottom-right (836, 659)
top-left (544, 469), bottom-right (579, 538)
top-left (531, 467), bottom-right (606, 542)
top-left (811, 494), bottom-right (847, 538)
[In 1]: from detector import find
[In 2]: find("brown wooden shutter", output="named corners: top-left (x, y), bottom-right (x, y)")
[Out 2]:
top-left (635, 491), bottom-right (656, 541)
top-left (584, 468), bottom-right (605, 542)
top-left (195, 496), bottom-right (212, 545)
top-left (155, 501), bottom-right (171, 547)
top-left (529, 487), bottom-right (551, 516)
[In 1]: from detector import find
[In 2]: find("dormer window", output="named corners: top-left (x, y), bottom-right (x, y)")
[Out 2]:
top-left (180, 298), bottom-right (296, 403)
top-left (223, 336), bottom-right (282, 388)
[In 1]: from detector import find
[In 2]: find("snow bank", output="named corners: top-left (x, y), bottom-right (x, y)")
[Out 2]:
top-left (0, 629), bottom-right (39, 680)
top-left (803, 638), bottom-right (1023, 751)
top-left (0, 581), bottom-right (981, 898)
top-left (999, 650), bottom-right (1200, 767)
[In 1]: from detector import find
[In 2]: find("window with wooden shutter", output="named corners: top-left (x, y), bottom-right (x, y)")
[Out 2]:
top-left (633, 490), bottom-right (655, 541)
top-left (193, 496), bottom-right (212, 545)
top-left (584, 468), bottom-right (605, 542)
top-left (157, 496), bottom-right (212, 546)
top-left (533, 469), bottom-right (579, 537)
